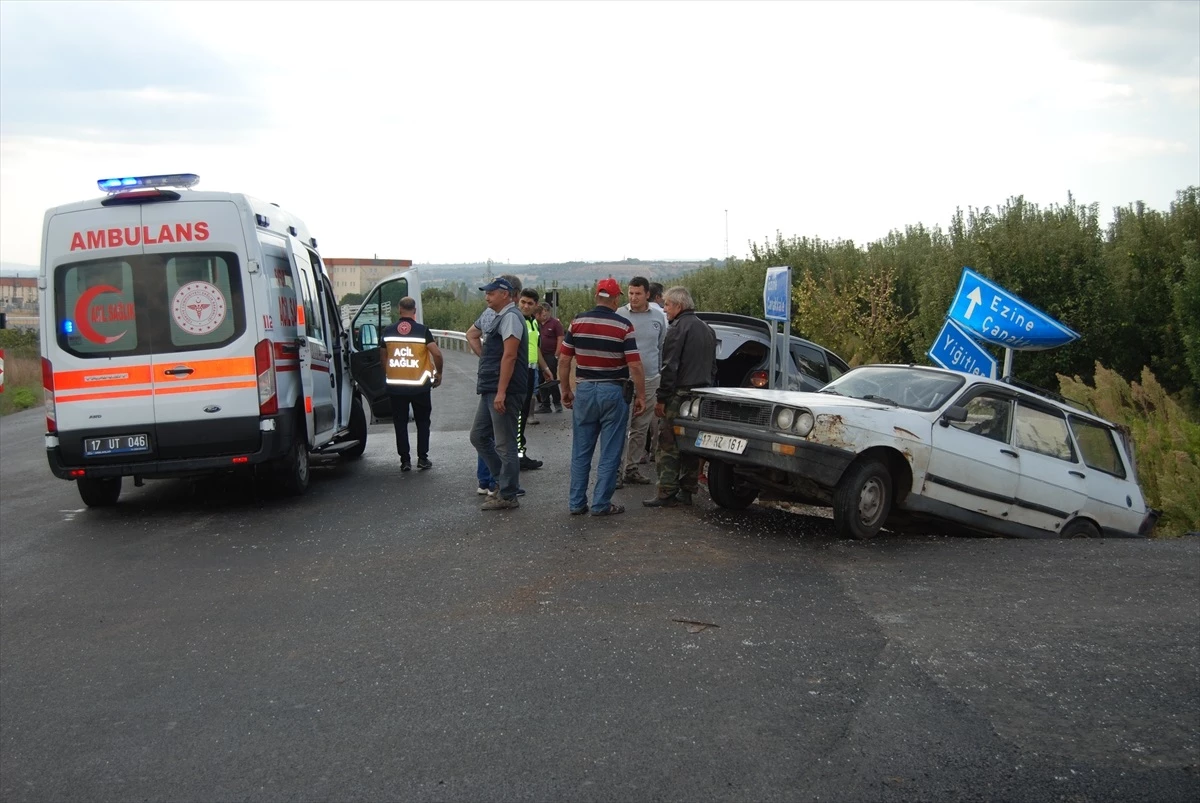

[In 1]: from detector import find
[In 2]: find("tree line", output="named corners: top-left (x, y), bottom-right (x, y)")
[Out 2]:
top-left (414, 186), bottom-right (1197, 408)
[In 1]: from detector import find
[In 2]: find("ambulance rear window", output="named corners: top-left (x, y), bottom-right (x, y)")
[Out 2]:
top-left (55, 253), bottom-right (245, 358)
top-left (56, 259), bottom-right (139, 356)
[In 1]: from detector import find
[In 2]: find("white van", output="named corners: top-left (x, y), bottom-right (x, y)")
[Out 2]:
top-left (39, 173), bottom-right (368, 506)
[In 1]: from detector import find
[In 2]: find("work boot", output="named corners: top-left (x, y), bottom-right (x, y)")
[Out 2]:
top-left (642, 492), bottom-right (679, 508)
top-left (623, 470), bottom-right (652, 485)
top-left (677, 489), bottom-right (694, 506)
top-left (481, 496), bottom-right (520, 511)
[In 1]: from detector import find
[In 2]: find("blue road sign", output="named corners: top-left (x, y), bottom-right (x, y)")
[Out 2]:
top-left (928, 318), bottom-right (998, 379)
top-left (763, 266), bottom-right (790, 322)
top-left (948, 267), bottom-right (1080, 350)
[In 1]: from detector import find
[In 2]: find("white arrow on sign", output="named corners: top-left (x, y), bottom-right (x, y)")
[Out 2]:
top-left (965, 287), bottom-right (982, 320)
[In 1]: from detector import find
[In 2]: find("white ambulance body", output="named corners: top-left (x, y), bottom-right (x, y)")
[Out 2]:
top-left (39, 174), bottom-right (368, 506)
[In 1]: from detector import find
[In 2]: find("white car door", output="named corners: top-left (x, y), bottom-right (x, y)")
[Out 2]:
top-left (1067, 415), bottom-right (1148, 535)
top-left (1009, 400), bottom-right (1088, 534)
top-left (925, 390), bottom-right (1019, 520)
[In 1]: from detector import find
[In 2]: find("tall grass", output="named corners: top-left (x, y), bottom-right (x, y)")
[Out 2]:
top-left (0, 329), bottom-right (41, 416)
top-left (1059, 364), bottom-right (1200, 537)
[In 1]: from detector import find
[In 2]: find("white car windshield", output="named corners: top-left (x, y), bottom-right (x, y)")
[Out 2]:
top-left (821, 366), bottom-right (965, 412)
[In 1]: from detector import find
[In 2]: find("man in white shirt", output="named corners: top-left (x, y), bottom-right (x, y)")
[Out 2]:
top-left (617, 277), bottom-right (668, 486)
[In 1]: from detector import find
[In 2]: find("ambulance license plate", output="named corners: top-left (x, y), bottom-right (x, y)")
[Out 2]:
top-left (84, 433), bottom-right (150, 457)
top-left (695, 431), bottom-right (747, 455)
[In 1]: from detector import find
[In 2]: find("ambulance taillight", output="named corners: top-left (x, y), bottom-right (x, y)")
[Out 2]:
top-left (254, 339), bottom-right (278, 415)
top-left (42, 357), bottom-right (57, 434)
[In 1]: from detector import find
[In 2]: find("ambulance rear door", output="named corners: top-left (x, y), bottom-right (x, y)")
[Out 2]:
top-left (44, 203), bottom-right (153, 465)
top-left (291, 238), bottom-right (337, 446)
top-left (141, 200), bottom-right (262, 459)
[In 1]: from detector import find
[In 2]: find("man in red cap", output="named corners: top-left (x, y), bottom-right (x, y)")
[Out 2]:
top-left (557, 278), bottom-right (646, 516)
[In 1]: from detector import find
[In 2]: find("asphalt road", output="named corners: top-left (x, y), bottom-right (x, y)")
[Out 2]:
top-left (2, 350), bottom-right (1197, 802)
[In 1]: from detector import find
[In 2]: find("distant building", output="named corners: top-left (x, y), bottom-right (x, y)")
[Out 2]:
top-left (324, 257), bottom-right (413, 300)
top-left (0, 276), bottom-right (37, 307)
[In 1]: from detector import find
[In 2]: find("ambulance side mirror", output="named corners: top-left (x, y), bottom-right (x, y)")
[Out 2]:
top-left (358, 323), bottom-right (379, 350)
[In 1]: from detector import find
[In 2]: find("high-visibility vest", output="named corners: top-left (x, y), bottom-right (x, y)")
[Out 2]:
top-left (382, 320), bottom-right (436, 388)
top-left (525, 317), bottom-right (540, 367)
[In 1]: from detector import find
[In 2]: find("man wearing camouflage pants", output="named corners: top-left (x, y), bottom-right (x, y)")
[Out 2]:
top-left (643, 286), bottom-right (716, 508)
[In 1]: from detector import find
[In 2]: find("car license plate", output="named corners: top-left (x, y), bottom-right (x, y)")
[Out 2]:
top-left (695, 431), bottom-right (747, 455)
top-left (83, 433), bottom-right (150, 457)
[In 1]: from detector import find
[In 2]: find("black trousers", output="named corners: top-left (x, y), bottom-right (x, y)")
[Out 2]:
top-left (517, 366), bottom-right (537, 457)
top-left (389, 389), bottom-right (432, 461)
top-left (537, 353), bottom-right (560, 406)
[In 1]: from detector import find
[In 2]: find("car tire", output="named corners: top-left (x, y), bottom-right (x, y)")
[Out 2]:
top-left (1060, 518), bottom-right (1101, 539)
top-left (707, 458), bottom-right (758, 510)
top-left (833, 458), bottom-right (892, 539)
top-left (275, 427), bottom-right (310, 496)
top-left (341, 396), bottom-right (368, 460)
top-left (77, 476), bottom-right (121, 507)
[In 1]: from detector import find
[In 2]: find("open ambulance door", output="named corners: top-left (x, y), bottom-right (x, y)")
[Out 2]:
top-left (349, 269), bottom-right (420, 420)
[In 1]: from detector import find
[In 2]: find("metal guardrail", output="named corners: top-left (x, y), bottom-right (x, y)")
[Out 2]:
top-left (431, 329), bottom-right (470, 352)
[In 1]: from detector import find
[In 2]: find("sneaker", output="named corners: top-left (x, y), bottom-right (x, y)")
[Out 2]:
top-left (481, 496), bottom-right (519, 511)
top-left (515, 487), bottom-right (526, 497)
top-left (400, 461), bottom-right (412, 472)
top-left (534, 404), bottom-right (552, 414)
top-left (417, 457), bottom-right (433, 470)
top-left (623, 471), bottom-right (652, 485)
top-left (477, 483), bottom-right (490, 495)
top-left (488, 485), bottom-right (499, 498)
top-left (642, 493), bottom-right (679, 508)
top-left (519, 456), bottom-right (543, 470)
top-left (553, 405), bottom-right (564, 413)
top-left (570, 505), bottom-right (589, 515)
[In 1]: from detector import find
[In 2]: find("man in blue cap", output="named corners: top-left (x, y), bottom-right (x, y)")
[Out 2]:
top-left (468, 276), bottom-right (529, 510)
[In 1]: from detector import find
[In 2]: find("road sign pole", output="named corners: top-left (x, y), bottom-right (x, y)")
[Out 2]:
top-left (1003, 347), bottom-right (1013, 381)
top-left (762, 266), bottom-right (792, 390)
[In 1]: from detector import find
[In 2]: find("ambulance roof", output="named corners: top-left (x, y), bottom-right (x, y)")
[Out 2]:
top-left (44, 187), bottom-right (318, 252)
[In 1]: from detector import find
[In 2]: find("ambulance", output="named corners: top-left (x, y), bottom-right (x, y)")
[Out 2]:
top-left (39, 173), bottom-right (369, 506)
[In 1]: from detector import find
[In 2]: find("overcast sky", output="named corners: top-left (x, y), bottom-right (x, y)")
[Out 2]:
top-left (1, 0), bottom-right (1197, 268)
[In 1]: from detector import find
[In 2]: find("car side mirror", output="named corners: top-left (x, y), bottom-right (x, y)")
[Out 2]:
top-left (358, 323), bottom-right (379, 350)
top-left (939, 405), bottom-right (968, 427)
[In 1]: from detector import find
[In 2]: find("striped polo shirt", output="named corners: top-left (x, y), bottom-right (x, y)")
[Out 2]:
top-left (560, 306), bottom-right (641, 381)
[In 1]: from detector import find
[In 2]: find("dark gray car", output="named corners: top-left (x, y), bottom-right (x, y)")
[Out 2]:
top-left (698, 312), bottom-right (850, 392)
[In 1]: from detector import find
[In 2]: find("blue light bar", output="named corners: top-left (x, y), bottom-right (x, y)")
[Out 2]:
top-left (97, 173), bottom-right (200, 193)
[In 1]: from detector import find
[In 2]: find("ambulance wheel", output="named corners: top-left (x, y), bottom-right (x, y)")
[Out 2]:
top-left (78, 477), bottom-right (121, 507)
top-left (275, 430), bottom-right (310, 496)
top-left (342, 397), bottom-right (367, 460)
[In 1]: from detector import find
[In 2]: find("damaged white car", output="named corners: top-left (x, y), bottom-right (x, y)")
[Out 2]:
top-left (676, 365), bottom-right (1157, 539)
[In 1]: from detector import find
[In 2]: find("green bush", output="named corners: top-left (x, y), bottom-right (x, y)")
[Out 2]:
top-left (7, 387), bottom-right (38, 411)
top-left (0, 328), bottom-right (39, 357)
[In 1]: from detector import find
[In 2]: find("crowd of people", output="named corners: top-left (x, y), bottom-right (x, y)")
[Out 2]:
top-left (380, 274), bottom-right (717, 515)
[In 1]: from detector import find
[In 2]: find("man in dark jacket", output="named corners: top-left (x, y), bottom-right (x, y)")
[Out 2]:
top-left (468, 277), bottom-right (528, 510)
top-left (644, 286), bottom-right (716, 508)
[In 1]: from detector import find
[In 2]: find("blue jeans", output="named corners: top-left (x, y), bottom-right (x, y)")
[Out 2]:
top-left (569, 381), bottom-right (629, 513)
top-left (470, 392), bottom-right (523, 500)
top-left (477, 455), bottom-right (494, 490)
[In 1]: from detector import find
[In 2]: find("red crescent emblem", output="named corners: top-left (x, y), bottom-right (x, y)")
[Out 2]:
top-left (74, 284), bottom-right (129, 345)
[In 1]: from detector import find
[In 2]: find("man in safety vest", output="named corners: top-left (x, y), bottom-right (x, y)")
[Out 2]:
top-left (516, 288), bottom-right (554, 471)
top-left (381, 296), bottom-right (444, 471)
